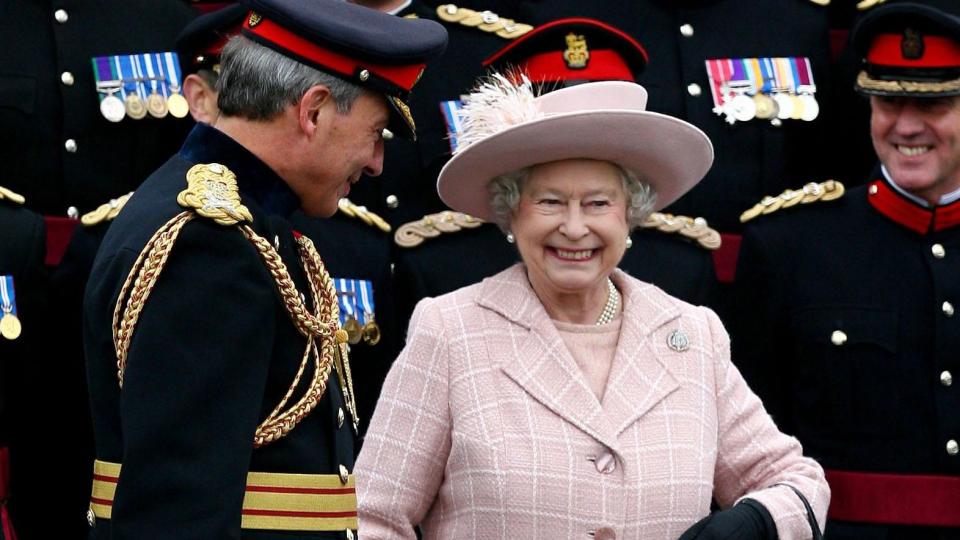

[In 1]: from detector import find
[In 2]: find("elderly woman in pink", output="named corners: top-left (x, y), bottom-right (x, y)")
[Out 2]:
top-left (355, 76), bottom-right (829, 540)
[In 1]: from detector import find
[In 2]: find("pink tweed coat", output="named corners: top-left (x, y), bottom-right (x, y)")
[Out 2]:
top-left (356, 265), bottom-right (829, 539)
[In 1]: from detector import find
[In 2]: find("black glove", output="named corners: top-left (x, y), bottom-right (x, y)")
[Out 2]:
top-left (677, 499), bottom-right (778, 540)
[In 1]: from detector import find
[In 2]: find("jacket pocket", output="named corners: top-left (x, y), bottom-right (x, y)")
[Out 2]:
top-left (789, 306), bottom-right (900, 437)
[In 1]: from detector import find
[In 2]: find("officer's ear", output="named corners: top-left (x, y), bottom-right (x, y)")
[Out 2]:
top-left (182, 73), bottom-right (220, 124)
top-left (298, 84), bottom-right (335, 138)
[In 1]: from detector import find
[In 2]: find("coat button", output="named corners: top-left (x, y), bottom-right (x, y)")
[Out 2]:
top-left (869, 184), bottom-right (879, 195)
top-left (67, 206), bottom-right (79, 219)
top-left (64, 139), bottom-right (78, 153)
top-left (679, 23), bottom-right (694, 37)
top-left (339, 464), bottom-right (349, 484)
top-left (941, 371), bottom-right (953, 387)
top-left (382, 127), bottom-right (394, 140)
top-left (54, 9), bottom-right (69, 23)
top-left (943, 301), bottom-right (955, 317)
top-left (61, 71), bottom-right (75, 86)
top-left (86, 507), bottom-right (96, 527)
top-left (593, 452), bottom-right (616, 474)
top-left (346, 529), bottom-right (356, 540)
top-left (932, 243), bottom-right (946, 258)
top-left (830, 330), bottom-right (847, 346)
top-left (687, 83), bottom-right (702, 97)
top-left (591, 527), bottom-right (616, 540)
top-left (386, 194), bottom-right (399, 209)
top-left (337, 407), bottom-right (345, 428)
top-left (948, 439), bottom-right (959, 456)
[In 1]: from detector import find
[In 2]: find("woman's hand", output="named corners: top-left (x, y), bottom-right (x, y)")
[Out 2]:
top-left (677, 500), bottom-right (778, 540)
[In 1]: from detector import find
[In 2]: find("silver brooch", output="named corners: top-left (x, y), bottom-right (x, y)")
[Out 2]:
top-left (667, 329), bottom-right (690, 352)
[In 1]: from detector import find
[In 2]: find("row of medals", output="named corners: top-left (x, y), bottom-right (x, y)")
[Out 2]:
top-left (341, 315), bottom-right (380, 346)
top-left (718, 87), bottom-right (819, 125)
top-left (98, 80), bottom-right (189, 123)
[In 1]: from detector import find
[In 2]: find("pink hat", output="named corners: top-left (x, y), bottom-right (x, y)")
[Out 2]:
top-left (437, 77), bottom-right (714, 222)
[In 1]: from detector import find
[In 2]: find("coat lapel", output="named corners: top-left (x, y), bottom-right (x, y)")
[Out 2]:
top-left (601, 271), bottom-right (681, 436)
top-left (477, 265), bottom-right (622, 452)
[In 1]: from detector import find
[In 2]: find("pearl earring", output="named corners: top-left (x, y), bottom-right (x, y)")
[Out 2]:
top-left (625, 236), bottom-right (633, 249)
top-left (506, 232), bottom-right (515, 244)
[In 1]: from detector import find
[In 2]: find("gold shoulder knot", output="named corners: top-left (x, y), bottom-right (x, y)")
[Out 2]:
top-left (177, 163), bottom-right (253, 226)
top-left (740, 180), bottom-right (845, 223)
top-left (641, 212), bottom-right (722, 251)
top-left (808, 0), bottom-right (830, 6)
top-left (81, 192), bottom-right (133, 227)
top-left (395, 210), bottom-right (484, 248)
top-left (0, 185), bottom-right (26, 205)
top-left (337, 198), bottom-right (391, 233)
top-left (436, 4), bottom-right (533, 39)
top-left (856, 0), bottom-right (886, 10)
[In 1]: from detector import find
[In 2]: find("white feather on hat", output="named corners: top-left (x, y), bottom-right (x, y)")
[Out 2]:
top-left (455, 73), bottom-right (542, 152)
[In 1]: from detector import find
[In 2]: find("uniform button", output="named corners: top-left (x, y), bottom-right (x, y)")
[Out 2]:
top-left (86, 507), bottom-right (96, 527)
top-left (64, 138), bottom-right (77, 153)
top-left (337, 407), bottom-right (345, 428)
top-left (382, 127), bottom-right (394, 140)
top-left (679, 23), bottom-right (694, 37)
top-left (932, 243), bottom-right (946, 258)
top-left (61, 71), bottom-right (75, 86)
top-left (67, 206), bottom-right (79, 219)
top-left (948, 439), bottom-right (959, 456)
top-left (54, 9), bottom-right (69, 23)
top-left (386, 194), bottom-right (399, 209)
top-left (869, 184), bottom-right (879, 195)
top-left (346, 529), bottom-right (355, 540)
top-left (944, 301), bottom-right (955, 317)
top-left (941, 370), bottom-right (953, 387)
top-left (687, 83), bottom-right (702, 97)
top-left (338, 464), bottom-right (349, 484)
top-left (831, 330), bottom-right (847, 346)
top-left (593, 452), bottom-right (616, 474)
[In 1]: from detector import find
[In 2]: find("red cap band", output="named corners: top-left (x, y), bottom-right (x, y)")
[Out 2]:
top-left (244, 15), bottom-right (425, 94)
top-left (867, 34), bottom-right (960, 68)
top-left (518, 49), bottom-right (635, 82)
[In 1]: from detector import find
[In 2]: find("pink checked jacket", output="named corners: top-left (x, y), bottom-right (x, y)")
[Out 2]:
top-left (356, 265), bottom-right (829, 539)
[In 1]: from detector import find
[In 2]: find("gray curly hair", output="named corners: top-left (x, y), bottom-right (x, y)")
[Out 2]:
top-left (488, 161), bottom-right (657, 233)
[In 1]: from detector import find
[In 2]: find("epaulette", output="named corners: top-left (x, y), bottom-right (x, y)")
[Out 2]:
top-left (436, 4), bottom-right (533, 40)
top-left (81, 192), bottom-right (133, 227)
top-left (177, 163), bottom-right (252, 226)
top-left (337, 198), bottom-right (391, 233)
top-left (740, 180), bottom-right (845, 223)
top-left (856, 0), bottom-right (885, 10)
top-left (0, 185), bottom-right (25, 205)
top-left (395, 210), bottom-right (483, 247)
top-left (641, 212), bottom-right (722, 251)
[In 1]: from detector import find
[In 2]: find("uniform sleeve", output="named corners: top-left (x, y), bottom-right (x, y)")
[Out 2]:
top-left (705, 308), bottom-right (830, 540)
top-left (355, 297), bottom-right (452, 539)
top-left (110, 220), bottom-right (276, 539)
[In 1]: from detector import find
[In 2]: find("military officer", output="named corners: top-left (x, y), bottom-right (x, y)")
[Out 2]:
top-left (0, 187), bottom-right (46, 540)
top-left (391, 18), bottom-right (722, 339)
top-left (82, 2), bottom-right (446, 538)
top-left (733, 3), bottom-right (960, 538)
top-left (0, 0), bottom-right (198, 217)
top-left (348, 0), bottom-right (535, 228)
top-left (514, 0), bottom-right (836, 233)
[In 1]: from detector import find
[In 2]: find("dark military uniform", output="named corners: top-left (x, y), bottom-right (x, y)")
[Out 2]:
top-left (348, 0), bottom-right (530, 228)
top-left (0, 191), bottom-right (46, 540)
top-left (516, 0), bottom-right (835, 232)
top-left (393, 217), bottom-right (719, 341)
top-left (0, 0), bottom-right (197, 216)
top-left (84, 125), bottom-right (358, 539)
top-left (733, 175), bottom-right (960, 539)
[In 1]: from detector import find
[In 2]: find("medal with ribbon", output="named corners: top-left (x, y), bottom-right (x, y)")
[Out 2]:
top-left (356, 280), bottom-right (380, 346)
top-left (335, 279), bottom-right (363, 345)
top-left (162, 51), bottom-right (189, 118)
top-left (1, 275), bottom-right (21, 340)
top-left (119, 54), bottom-right (148, 120)
top-left (141, 53), bottom-right (169, 118)
top-left (440, 99), bottom-right (465, 153)
top-left (92, 56), bottom-right (125, 122)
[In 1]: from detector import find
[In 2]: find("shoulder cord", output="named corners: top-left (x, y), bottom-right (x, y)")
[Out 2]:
top-left (111, 211), bottom-right (347, 447)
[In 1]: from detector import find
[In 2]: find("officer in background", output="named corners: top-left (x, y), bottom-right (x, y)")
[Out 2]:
top-left (82, 1), bottom-right (446, 538)
top-left (0, 0), bottom-right (197, 217)
top-left (348, 0), bottom-right (535, 228)
top-left (514, 0), bottom-right (835, 233)
top-left (733, 3), bottom-right (960, 537)
top-left (392, 18), bottom-right (722, 340)
top-left (0, 187), bottom-right (46, 540)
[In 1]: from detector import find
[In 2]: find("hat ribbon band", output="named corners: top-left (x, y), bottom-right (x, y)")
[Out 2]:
top-left (867, 34), bottom-right (960, 68)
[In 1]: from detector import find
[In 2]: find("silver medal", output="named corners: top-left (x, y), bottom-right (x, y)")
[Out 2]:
top-left (100, 94), bottom-right (126, 123)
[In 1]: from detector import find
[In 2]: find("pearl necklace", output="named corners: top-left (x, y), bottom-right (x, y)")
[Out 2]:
top-left (596, 278), bottom-right (620, 326)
